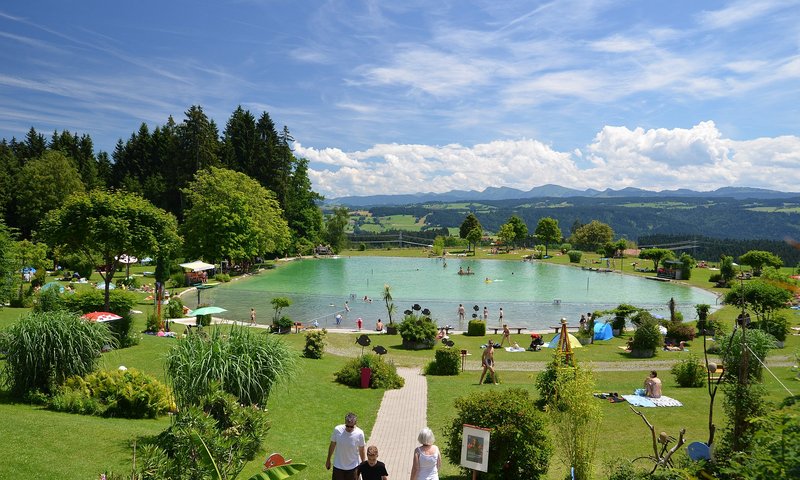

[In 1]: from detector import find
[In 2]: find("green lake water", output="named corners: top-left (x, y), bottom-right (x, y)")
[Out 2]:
top-left (190, 256), bottom-right (719, 331)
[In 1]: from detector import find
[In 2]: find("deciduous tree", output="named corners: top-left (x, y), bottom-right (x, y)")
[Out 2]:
top-left (459, 213), bottom-right (482, 252)
top-left (638, 248), bottom-right (676, 272)
top-left (40, 190), bottom-right (180, 310)
top-left (181, 167), bottom-right (290, 263)
top-left (738, 250), bottom-right (783, 276)
top-left (568, 220), bottom-right (613, 252)
top-left (535, 217), bottom-right (562, 256)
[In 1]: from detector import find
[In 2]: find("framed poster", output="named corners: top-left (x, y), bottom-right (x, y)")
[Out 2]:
top-left (460, 424), bottom-right (490, 472)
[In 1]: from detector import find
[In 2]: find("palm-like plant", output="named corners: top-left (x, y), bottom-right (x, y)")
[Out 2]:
top-left (383, 284), bottom-right (395, 325)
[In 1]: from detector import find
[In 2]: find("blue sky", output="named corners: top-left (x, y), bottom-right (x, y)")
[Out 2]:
top-left (1, 1), bottom-right (799, 198)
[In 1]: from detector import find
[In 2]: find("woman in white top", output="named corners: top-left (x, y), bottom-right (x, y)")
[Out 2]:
top-left (410, 427), bottom-right (440, 480)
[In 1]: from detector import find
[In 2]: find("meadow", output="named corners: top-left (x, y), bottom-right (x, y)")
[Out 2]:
top-left (0, 251), bottom-right (798, 479)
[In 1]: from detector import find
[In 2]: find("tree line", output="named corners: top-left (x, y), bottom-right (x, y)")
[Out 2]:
top-left (0, 104), bottom-right (324, 250)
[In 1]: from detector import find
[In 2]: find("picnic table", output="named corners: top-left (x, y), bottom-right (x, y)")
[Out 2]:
top-left (550, 325), bottom-right (580, 334)
top-left (491, 326), bottom-right (527, 335)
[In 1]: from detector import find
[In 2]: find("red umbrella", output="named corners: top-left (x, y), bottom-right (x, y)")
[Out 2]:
top-left (81, 311), bottom-right (123, 322)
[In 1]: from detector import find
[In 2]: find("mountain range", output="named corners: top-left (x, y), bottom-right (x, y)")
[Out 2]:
top-left (327, 185), bottom-right (800, 207)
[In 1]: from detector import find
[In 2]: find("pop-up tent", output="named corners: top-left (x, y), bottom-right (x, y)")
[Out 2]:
top-left (547, 332), bottom-right (584, 348)
top-left (594, 322), bottom-right (613, 341)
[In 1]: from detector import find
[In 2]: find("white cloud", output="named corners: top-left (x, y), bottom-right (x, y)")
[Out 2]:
top-left (304, 123), bottom-right (800, 198)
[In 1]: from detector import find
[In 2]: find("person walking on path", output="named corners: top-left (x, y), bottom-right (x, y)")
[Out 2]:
top-left (479, 341), bottom-right (498, 384)
top-left (326, 412), bottom-right (367, 480)
top-left (356, 445), bottom-right (389, 480)
top-left (410, 427), bottom-right (440, 480)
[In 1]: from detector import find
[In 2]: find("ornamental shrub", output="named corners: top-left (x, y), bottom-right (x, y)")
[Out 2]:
top-left (665, 322), bottom-right (696, 343)
top-left (425, 348), bottom-right (460, 376)
top-left (397, 314), bottom-right (437, 349)
top-left (670, 354), bottom-right (706, 388)
top-left (303, 329), bottom-right (327, 359)
top-left (165, 326), bottom-right (295, 408)
top-left (136, 383), bottom-right (269, 480)
top-left (444, 388), bottom-right (552, 479)
top-left (166, 297), bottom-right (184, 319)
top-left (466, 319), bottom-right (486, 336)
top-left (0, 310), bottom-right (114, 397)
top-left (333, 353), bottom-right (404, 389)
top-left (61, 288), bottom-right (137, 347)
top-left (630, 318), bottom-right (661, 358)
top-left (567, 250), bottom-right (583, 263)
top-left (49, 368), bottom-right (172, 418)
top-left (33, 286), bottom-right (65, 313)
top-left (214, 273), bottom-right (231, 282)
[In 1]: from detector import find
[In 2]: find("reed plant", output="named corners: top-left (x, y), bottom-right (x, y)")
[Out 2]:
top-left (0, 310), bottom-right (114, 397)
top-left (164, 325), bottom-right (296, 408)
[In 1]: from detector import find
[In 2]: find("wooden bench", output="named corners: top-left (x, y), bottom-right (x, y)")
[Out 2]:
top-left (491, 326), bottom-right (527, 335)
top-left (550, 325), bottom-right (580, 334)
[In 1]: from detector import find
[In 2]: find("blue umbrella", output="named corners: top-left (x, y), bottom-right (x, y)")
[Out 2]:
top-left (22, 267), bottom-right (36, 274)
top-left (96, 282), bottom-right (116, 290)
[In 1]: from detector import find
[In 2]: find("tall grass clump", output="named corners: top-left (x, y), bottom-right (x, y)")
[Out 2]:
top-left (165, 326), bottom-right (296, 408)
top-left (0, 310), bottom-right (114, 397)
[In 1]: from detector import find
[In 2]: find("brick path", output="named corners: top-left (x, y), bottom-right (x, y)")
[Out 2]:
top-left (367, 367), bottom-right (427, 479)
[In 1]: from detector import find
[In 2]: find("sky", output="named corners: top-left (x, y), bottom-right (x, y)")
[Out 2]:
top-left (1, 1), bottom-right (800, 199)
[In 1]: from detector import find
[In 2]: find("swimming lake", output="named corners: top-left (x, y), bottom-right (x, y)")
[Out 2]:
top-left (189, 256), bottom-right (719, 331)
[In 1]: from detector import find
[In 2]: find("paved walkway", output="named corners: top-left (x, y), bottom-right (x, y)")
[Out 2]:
top-left (367, 367), bottom-right (427, 479)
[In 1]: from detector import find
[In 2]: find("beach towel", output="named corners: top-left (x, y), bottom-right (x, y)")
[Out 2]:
top-left (505, 346), bottom-right (526, 352)
top-left (622, 394), bottom-right (682, 407)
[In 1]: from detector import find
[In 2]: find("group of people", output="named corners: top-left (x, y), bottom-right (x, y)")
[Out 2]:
top-left (326, 413), bottom-right (440, 480)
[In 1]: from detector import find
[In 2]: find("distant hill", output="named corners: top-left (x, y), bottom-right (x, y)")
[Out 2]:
top-left (326, 184), bottom-right (797, 207)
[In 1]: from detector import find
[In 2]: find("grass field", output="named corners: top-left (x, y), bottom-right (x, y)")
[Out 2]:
top-left (1, 254), bottom-right (798, 479)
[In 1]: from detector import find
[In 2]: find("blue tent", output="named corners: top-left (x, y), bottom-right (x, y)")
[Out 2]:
top-left (594, 322), bottom-right (613, 341)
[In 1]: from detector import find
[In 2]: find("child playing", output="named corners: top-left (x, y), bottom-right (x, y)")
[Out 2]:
top-left (356, 445), bottom-right (389, 480)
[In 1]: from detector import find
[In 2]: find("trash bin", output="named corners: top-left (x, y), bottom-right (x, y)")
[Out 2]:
top-left (360, 367), bottom-right (371, 388)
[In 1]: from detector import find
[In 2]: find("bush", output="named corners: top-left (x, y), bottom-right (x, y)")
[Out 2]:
top-left (0, 311), bottom-right (114, 397)
top-left (271, 315), bottom-right (293, 333)
top-left (665, 322), bottom-right (696, 343)
top-left (753, 315), bottom-right (789, 343)
top-left (214, 273), bottom-right (231, 282)
top-left (425, 348), bottom-right (460, 376)
top-left (334, 354), bottom-right (404, 389)
top-left (630, 318), bottom-right (661, 358)
top-left (466, 320), bottom-right (486, 336)
top-left (444, 388), bottom-right (552, 479)
top-left (166, 297), bottom-right (184, 319)
top-left (567, 250), bottom-right (583, 263)
top-left (146, 312), bottom-right (161, 332)
top-left (397, 314), bottom-right (437, 349)
top-left (165, 326), bottom-right (296, 408)
top-left (560, 243), bottom-right (572, 254)
top-left (137, 383), bottom-right (269, 479)
top-left (535, 352), bottom-right (564, 406)
top-left (168, 272), bottom-right (186, 288)
top-left (303, 329), bottom-right (327, 359)
top-left (33, 287), bottom-right (65, 313)
top-left (49, 368), bottom-right (172, 418)
top-left (117, 276), bottom-right (139, 289)
top-left (670, 354), bottom-right (706, 388)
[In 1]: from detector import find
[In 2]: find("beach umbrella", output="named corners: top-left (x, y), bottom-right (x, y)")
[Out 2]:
top-left (190, 306), bottom-right (227, 316)
top-left (82, 311), bottom-right (123, 322)
top-left (116, 254), bottom-right (138, 278)
top-left (41, 281), bottom-right (64, 293)
top-left (96, 281), bottom-right (116, 290)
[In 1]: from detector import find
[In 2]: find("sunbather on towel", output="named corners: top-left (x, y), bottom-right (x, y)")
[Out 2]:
top-left (644, 371), bottom-right (662, 398)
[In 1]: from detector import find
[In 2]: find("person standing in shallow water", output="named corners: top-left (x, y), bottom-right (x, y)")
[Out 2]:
top-left (250, 308), bottom-right (256, 326)
top-left (457, 304), bottom-right (465, 322)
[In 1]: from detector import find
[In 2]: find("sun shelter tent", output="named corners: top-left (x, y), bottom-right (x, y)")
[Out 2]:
top-left (179, 261), bottom-right (215, 285)
top-left (594, 322), bottom-right (613, 341)
top-left (547, 332), bottom-right (584, 348)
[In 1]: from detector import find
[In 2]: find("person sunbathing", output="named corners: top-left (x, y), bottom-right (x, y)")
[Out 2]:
top-left (644, 371), bottom-right (662, 398)
top-left (665, 341), bottom-right (686, 351)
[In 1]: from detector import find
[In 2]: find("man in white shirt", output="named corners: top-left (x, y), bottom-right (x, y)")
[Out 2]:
top-left (326, 412), bottom-right (366, 480)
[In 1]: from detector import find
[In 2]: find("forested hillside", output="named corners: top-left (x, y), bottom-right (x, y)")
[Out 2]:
top-left (0, 105), bottom-right (323, 252)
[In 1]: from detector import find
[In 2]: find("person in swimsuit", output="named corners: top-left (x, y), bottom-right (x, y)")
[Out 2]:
top-left (410, 427), bottom-right (440, 480)
top-left (479, 341), bottom-right (497, 385)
